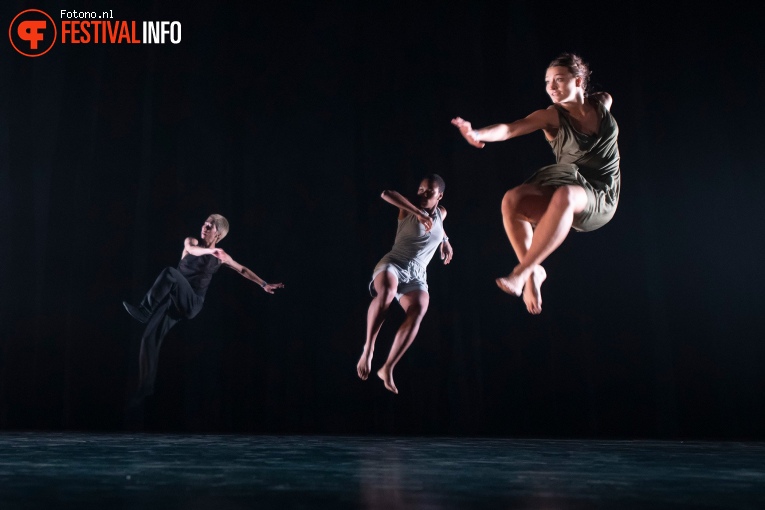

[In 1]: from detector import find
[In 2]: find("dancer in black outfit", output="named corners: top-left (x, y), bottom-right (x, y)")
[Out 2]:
top-left (123, 214), bottom-right (284, 401)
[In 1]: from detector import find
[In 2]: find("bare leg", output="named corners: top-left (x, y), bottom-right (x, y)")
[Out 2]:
top-left (497, 185), bottom-right (587, 296)
top-left (357, 271), bottom-right (398, 380)
top-left (377, 290), bottom-right (429, 394)
top-left (499, 184), bottom-right (554, 312)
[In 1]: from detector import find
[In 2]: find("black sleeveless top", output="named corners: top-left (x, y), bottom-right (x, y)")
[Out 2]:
top-left (177, 254), bottom-right (221, 297)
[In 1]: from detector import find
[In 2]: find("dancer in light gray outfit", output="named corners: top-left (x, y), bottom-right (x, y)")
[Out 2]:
top-left (357, 174), bottom-right (453, 394)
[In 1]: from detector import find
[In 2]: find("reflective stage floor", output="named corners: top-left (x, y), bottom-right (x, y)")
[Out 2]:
top-left (1, 433), bottom-right (763, 509)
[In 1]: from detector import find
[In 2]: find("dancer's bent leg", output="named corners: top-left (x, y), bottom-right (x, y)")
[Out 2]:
top-left (124, 267), bottom-right (187, 323)
top-left (132, 268), bottom-right (201, 402)
top-left (499, 184), bottom-right (553, 313)
top-left (497, 185), bottom-right (587, 297)
top-left (377, 290), bottom-right (429, 394)
top-left (135, 299), bottom-right (179, 400)
top-left (357, 271), bottom-right (398, 380)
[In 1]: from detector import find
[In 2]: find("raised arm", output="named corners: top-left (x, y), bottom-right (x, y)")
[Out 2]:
top-left (451, 109), bottom-right (558, 148)
top-left (380, 190), bottom-right (434, 231)
top-left (183, 237), bottom-right (216, 257)
top-left (212, 249), bottom-right (284, 294)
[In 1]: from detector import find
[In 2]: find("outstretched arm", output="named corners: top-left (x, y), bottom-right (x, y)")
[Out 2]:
top-left (183, 237), bottom-right (217, 257)
top-left (451, 109), bottom-right (558, 148)
top-left (212, 250), bottom-right (284, 294)
top-left (380, 190), bottom-right (434, 232)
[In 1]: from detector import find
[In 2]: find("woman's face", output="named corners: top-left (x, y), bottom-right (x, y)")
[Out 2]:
top-left (201, 217), bottom-right (219, 245)
top-left (545, 66), bottom-right (580, 103)
top-left (417, 179), bottom-right (443, 210)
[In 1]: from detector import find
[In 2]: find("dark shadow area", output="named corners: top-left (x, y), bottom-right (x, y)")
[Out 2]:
top-left (0, 1), bottom-right (763, 439)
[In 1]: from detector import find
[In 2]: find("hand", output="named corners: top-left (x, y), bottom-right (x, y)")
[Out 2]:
top-left (440, 240), bottom-right (453, 265)
top-left (416, 213), bottom-right (433, 232)
top-left (262, 282), bottom-right (284, 295)
top-left (451, 117), bottom-right (485, 148)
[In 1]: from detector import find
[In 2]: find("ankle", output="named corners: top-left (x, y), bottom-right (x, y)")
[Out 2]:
top-left (511, 266), bottom-right (529, 279)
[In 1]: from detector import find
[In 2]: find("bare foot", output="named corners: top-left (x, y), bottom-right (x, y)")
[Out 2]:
top-left (357, 348), bottom-right (373, 380)
top-left (377, 366), bottom-right (398, 394)
top-left (496, 272), bottom-right (524, 296)
top-left (523, 266), bottom-right (547, 315)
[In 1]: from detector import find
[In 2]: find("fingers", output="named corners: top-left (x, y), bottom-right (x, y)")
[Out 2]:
top-left (265, 283), bottom-right (285, 294)
top-left (439, 244), bottom-right (451, 264)
top-left (452, 117), bottom-right (484, 148)
top-left (441, 245), bottom-right (453, 264)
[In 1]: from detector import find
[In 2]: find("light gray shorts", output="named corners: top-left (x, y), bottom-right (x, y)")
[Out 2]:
top-left (369, 261), bottom-right (428, 301)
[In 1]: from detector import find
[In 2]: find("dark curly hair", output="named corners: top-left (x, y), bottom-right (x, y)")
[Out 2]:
top-left (422, 173), bottom-right (445, 194)
top-left (548, 53), bottom-right (592, 96)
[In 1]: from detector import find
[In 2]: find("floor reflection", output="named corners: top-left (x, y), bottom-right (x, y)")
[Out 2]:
top-left (0, 434), bottom-right (763, 509)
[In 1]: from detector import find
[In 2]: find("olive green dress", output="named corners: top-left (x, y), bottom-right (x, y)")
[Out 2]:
top-left (525, 99), bottom-right (620, 232)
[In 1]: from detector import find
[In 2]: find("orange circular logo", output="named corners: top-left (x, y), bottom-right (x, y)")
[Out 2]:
top-left (9, 9), bottom-right (57, 57)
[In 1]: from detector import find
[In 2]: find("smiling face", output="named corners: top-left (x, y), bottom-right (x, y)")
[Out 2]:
top-left (416, 179), bottom-right (443, 210)
top-left (200, 217), bottom-right (219, 246)
top-left (545, 66), bottom-right (582, 103)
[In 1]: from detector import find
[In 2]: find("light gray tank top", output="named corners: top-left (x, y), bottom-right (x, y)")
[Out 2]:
top-left (384, 206), bottom-right (445, 269)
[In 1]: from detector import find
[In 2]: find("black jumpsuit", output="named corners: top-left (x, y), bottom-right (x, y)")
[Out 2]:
top-left (135, 254), bottom-right (221, 400)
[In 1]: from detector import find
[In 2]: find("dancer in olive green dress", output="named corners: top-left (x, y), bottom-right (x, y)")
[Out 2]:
top-left (452, 53), bottom-right (620, 314)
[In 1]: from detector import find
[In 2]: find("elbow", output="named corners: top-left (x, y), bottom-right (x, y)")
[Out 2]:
top-left (381, 190), bottom-right (401, 203)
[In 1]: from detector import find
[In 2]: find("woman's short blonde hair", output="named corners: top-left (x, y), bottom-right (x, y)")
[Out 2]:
top-left (209, 214), bottom-right (229, 242)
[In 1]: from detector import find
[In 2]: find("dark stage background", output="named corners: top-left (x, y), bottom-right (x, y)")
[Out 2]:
top-left (1, 1), bottom-right (763, 439)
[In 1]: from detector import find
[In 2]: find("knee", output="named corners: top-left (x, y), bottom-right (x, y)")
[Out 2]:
top-left (501, 188), bottom-right (522, 214)
top-left (550, 186), bottom-right (580, 210)
top-left (375, 287), bottom-right (397, 306)
top-left (372, 272), bottom-right (398, 305)
top-left (158, 267), bottom-right (176, 280)
top-left (406, 303), bottom-right (428, 320)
